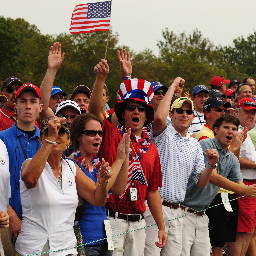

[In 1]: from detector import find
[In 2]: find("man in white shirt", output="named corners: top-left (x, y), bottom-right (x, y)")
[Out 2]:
top-left (189, 85), bottom-right (209, 135)
top-left (229, 97), bottom-right (256, 255)
top-left (144, 78), bottom-right (219, 256)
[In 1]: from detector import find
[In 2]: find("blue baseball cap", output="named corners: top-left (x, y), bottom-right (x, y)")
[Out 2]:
top-left (228, 80), bottom-right (240, 89)
top-left (51, 86), bottom-right (67, 97)
top-left (192, 85), bottom-right (209, 96)
top-left (151, 81), bottom-right (168, 92)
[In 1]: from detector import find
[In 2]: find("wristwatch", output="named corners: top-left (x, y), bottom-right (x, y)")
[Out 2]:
top-left (207, 162), bottom-right (217, 169)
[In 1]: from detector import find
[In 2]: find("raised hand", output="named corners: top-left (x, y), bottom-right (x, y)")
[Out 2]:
top-left (48, 42), bottom-right (65, 71)
top-left (97, 158), bottom-right (112, 186)
top-left (206, 149), bottom-right (219, 167)
top-left (183, 91), bottom-right (190, 98)
top-left (171, 77), bottom-right (185, 90)
top-left (230, 126), bottom-right (248, 153)
top-left (45, 116), bottom-right (66, 141)
top-left (117, 48), bottom-right (132, 77)
top-left (94, 59), bottom-right (109, 79)
top-left (117, 128), bottom-right (131, 161)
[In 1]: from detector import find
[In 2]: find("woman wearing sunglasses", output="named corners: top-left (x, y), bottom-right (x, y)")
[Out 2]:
top-left (15, 116), bottom-right (129, 256)
top-left (67, 113), bottom-right (130, 256)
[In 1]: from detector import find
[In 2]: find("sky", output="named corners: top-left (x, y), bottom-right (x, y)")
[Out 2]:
top-left (1, 0), bottom-right (256, 56)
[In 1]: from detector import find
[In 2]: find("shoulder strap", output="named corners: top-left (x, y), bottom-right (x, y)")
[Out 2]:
top-left (64, 158), bottom-right (76, 176)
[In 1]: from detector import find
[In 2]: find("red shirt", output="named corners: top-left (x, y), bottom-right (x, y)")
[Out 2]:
top-left (0, 107), bottom-right (18, 131)
top-left (0, 107), bottom-right (40, 131)
top-left (98, 118), bottom-right (162, 214)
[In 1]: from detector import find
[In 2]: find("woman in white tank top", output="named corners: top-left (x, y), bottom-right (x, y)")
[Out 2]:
top-left (15, 116), bottom-right (129, 256)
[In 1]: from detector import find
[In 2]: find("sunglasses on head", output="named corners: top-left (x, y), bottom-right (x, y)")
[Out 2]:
top-left (175, 109), bottom-right (194, 115)
top-left (238, 101), bottom-right (256, 107)
top-left (125, 105), bottom-right (147, 112)
top-left (6, 87), bottom-right (20, 94)
top-left (82, 130), bottom-right (104, 137)
top-left (154, 90), bottom-right (166, 96)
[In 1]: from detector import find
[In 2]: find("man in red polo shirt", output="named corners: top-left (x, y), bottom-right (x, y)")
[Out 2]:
top-left (89, 59), bottom-right (167, 256)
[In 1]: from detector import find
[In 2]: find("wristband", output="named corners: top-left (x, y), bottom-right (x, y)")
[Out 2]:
top-left (98, 180), bottom-right (109, 187)
top-left (45, 139), bottom-right (57, 145)
top-left (122, 75), bottom-right (131, 81)
top-left (207, 162), bottom-right (217, 169)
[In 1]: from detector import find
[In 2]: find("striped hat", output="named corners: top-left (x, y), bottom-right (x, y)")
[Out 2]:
top-left (114, 78), bottom-right (154, 126)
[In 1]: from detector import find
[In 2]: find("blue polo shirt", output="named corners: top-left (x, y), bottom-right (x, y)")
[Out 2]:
top-left (182, 137), bottom-right (242, 211)
top-left (0, 124), bottom-right (41, 219)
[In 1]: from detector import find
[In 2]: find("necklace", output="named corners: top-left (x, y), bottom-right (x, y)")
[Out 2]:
top-left (51, 163), bottom-right (62, 180)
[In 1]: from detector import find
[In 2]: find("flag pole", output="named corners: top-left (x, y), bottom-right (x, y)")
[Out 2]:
top-left (104, 0), bottom-right (112, 59)
top-left (104, 30), bottom-right (110, 59)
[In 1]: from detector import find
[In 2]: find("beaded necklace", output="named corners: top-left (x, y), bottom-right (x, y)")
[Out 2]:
top-left (71, 151), bottom-right (101, 178)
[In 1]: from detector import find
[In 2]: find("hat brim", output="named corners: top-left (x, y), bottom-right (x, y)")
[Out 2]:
top-left (70, 86), bottom-right (91, 100)
top-left (114, 98), bottom-right (154, 126)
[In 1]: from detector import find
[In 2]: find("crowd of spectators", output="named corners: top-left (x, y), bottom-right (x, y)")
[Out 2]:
top-left (1, 42), bottom-right (256, 256)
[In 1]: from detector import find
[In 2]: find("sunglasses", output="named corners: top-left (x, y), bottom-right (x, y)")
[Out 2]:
top-left (154, 90), bottom-right (166, 96)
top-left (51, 95), bottom-right (64, 101)
top-left (227, 95), bottom-right (235, 99)
top-left (238, 101), bottom-right (256, 107)
top-left (6, 87), bottom-right (20, 94)
top-left (175, 109), bottom-right (194, 115)
top-left (125, 105), bottom-right (147, 112)
top-left (82, 130), bottom-right (104, 137)
top-left (214, 108), bottom-right (227, 113)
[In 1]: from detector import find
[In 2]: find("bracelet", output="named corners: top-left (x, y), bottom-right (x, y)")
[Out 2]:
top-left (98, 180), bottom-right (109, 188)
top-left (45, 139), bottom-right (57, 145)
top-left (122, 75), bottom-right (131, 81)
top-left (207, 162), bottom-right (217, 169)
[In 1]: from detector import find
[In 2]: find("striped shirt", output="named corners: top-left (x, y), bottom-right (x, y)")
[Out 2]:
top-left (188, 110), bottom-right (206, 134)
top-left (151, 124), bottom-right (205, 203)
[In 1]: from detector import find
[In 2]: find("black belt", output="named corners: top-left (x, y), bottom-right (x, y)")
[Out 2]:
top-left (107, 210), bottom-right (144, 222)
top-left (162, 201), bottom-right (181, 209)
top-left (244, 179), bottom-right (256, 183)
top-left (181, 205), bottom-right (205, 216)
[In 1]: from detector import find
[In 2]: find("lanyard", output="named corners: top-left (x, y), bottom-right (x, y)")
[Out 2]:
top-left (17, 136), bottom-right (39, 160)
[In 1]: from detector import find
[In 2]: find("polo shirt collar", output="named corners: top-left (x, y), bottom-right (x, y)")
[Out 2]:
top-left (169, 124), bottom-right (190, 140)
top-left (1, 107), bottom-right (17, 118)
top-left (212, 137), bottom-right (230, 155)
top-left (13, 124), bottom-right (40, 139)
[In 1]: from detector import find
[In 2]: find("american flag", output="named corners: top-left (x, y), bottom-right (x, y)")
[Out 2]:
top-left (70, 1), bottom-right (111, 34)
top-left (119, 160), bottom-right (147, 199)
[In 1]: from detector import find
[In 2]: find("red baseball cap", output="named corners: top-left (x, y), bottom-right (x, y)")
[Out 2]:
top-left (225, 89), bottom-right (235, 97)
top-left (235, 97), bottom-right (256, 110)
top-left (15, 83), bottom-right (41, 100)
top-left (210, 76), bottom-right (230, 88)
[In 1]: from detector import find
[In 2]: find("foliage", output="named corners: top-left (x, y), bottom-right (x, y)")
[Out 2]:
top-left (219, 32), bottom-right (256, 80)
top-left (0, 16), bottom-right (253, 107)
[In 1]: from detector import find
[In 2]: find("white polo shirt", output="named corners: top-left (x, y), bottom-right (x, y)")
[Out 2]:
top-left (15, 159), bottom-right (78, 256)
top-left (239, 125), bottom-right (256, 179)
top-left (0, 139), bottom-right (10, 254)
top-left (151, 124), bottom-right (205, 203)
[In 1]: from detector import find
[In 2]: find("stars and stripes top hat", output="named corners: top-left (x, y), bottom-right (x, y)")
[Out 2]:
top-left (114, 78), bottom-right (154, 126)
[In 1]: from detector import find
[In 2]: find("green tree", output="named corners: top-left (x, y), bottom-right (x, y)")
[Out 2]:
top-left (220, 32), bottom-right (256, 79)
top-left (157, 28), bottom-right (228, 91)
